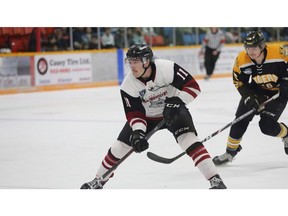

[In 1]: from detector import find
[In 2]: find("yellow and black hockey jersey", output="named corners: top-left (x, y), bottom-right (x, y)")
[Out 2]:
top-left (233, 44), bottom-right (288, 98)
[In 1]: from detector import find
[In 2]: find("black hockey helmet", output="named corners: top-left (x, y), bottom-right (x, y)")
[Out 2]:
top-left (244, 31), bottom-right (266, 48)
top-left (126, 44), bottom-right (154, 62)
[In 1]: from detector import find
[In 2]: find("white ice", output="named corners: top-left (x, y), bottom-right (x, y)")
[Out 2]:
top-left (2, 77), bottom-right (288, 215)
top-left (0, 77), bottom-right (288, 190)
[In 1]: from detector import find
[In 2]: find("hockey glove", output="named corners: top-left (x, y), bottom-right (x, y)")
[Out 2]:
top-left (130, 130), bottom-right (149, 153)
top-left (163, 97), bottom-right (185, 126)
top-left (244, 94), bottom-right (266, 114)
top-left (280, 79), bottom-right (288, 100)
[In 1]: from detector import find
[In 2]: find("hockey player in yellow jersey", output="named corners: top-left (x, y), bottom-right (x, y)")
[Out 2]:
top-left (213, 31), bottom-right (288, 165)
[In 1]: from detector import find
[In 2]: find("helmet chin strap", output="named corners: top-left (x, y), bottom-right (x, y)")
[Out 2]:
top-left (138, 59), bottom-right (151, 79)
top-left (138, 67), bottom-right (148, 78)
top-left (255, 46), bottom-right (265, 59)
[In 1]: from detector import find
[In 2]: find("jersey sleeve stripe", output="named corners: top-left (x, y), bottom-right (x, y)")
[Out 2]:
top-left (182, 87), bottom-right (200, 98)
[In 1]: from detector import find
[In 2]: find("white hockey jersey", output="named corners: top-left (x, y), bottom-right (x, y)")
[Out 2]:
top-left (120, 59), bottom-right (201, 132)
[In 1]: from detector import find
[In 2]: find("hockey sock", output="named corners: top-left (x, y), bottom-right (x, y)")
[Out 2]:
top-left (226, 136), bottom-right (241, 156)
top-left (95, 148), bottom-right (119, 181)
top-left (186, 142), bottom-right (218, 180)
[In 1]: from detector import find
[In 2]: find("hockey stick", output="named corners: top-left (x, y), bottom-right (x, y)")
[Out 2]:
top-left (147, 93), bottom-right (280, 164)
top-left (100, 119), bottom-right (165, 181)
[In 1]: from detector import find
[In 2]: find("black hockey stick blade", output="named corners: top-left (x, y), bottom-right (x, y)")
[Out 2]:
top-left (147, 151), bottom-right (185, 164)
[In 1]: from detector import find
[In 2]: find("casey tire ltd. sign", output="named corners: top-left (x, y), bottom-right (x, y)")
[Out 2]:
top-left (35, 53), bottom-right (93, 86)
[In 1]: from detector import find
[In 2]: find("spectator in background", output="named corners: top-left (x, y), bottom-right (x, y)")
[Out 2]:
top-left (224, 27), bottom-right (240, 44)
top-left (199, 27), bottom-right (225, 80)
top-left (114, 28), bottom-right (124, 48)
top-left (179, 27), bottom-right (194, 45)
top-left (131, 27), bottom-right (146, 45)
top-left (73, 27), bottom-right (85, 50)
top-left (127, 28), bottom-right (135, 46)
top-left (81, 27), bottom-right (93, 50)
top-left (142, 27), bottom-right (157, 36)
top-left (101, 28), bottom-right (115, 49)
top-left (45, 34), bottom-right (58, 51)
top-left (55, 28), bottom-right (70, 50)
top-left (89, 35), bottom-right (99, 50)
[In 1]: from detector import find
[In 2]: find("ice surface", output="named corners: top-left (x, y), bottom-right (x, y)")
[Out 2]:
top-left (0, 77), bottom-right (287, 214)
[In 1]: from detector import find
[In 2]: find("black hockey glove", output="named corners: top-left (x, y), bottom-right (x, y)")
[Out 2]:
top-left (163, 97), bottom-right (185, 126)
top-left (130, 130), bottom-right (149, 153)
top-left (280, 79), bottom-right (288, 100)
top-left (244, 94), bottom-right (266, 114)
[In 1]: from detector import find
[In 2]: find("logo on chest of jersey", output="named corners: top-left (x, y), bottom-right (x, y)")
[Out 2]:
top-left (140, 90), bottom-right (168, 103)
top-left (253, 74), bottom-right (278, 84)
top-left (149, 98), bottom-right (165, 108)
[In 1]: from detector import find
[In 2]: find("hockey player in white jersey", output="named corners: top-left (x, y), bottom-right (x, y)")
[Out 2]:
top-left (81, 43), bottom-right (226, 189)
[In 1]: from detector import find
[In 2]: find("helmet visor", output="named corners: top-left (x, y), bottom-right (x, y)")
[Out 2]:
top-left (125, 57), bottom-right (149, 65)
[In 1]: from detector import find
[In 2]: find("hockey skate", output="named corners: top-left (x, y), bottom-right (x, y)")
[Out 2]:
top-left (80, 178), bottom-right (105, 189)
top-left (212, 145), bottom-right (242, 166)
top-left (282, 136), bottom-right (288, 155)
top-left (212, 152), bottom-right (235, 166)
top-left (209, 174), bottom-right (227, 189)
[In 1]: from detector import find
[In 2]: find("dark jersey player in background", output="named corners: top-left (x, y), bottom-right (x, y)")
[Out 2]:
top-left (81, 43), bottom-right (226, 189)
top-left (213, 31), bottom-right (288, 165)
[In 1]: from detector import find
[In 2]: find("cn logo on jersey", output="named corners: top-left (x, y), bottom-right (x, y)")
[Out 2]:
top-left (166, 103), bottom-right (180, 108)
